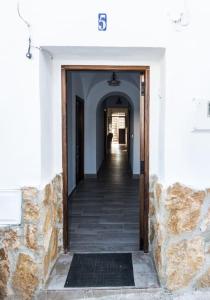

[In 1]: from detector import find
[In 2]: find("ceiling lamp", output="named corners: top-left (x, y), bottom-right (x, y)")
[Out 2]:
top-left (108, 72), bottom-right (120, 86)
top-left (116, 97), bottom-right (122, 105)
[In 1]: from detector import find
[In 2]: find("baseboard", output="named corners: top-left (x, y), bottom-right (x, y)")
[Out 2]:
top-left (68, 186), bottom-right (77, 198)
top-left (84, 174), bottom-right (97, 178)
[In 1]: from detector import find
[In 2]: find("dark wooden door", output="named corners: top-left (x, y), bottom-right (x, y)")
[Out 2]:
top-left (127, 108), bottom-right (130, 159)
top-left (76, 96), bottom-right (84, 185)
top-left (119, 128), bottom-right (126, 144)
top-left (139, 70), bottom-right (149, 252)
top-left (104, 109), bottom-right (107, 158)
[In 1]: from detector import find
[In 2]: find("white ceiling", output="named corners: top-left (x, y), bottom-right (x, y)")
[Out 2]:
top-left (73, 71), bottom-right (140, 95)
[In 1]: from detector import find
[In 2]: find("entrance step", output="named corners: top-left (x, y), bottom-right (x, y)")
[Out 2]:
top-left (39, 288), bottom-right (165, 300)
top-left (40, 253), bottom-right (164, 299)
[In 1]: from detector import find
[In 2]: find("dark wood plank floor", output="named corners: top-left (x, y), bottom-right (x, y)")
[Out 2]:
top-left (68, 144), bottom-right (139, 252)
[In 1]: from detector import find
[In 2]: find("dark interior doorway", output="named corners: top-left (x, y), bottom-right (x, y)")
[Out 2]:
top-left (75, 96), bottom-right (84, 185)
top-left (119, 128), bottom-right (126, 144)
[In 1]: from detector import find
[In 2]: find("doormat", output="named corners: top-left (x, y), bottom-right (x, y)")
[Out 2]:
top-left (64, 253), bottom-right (135, 287)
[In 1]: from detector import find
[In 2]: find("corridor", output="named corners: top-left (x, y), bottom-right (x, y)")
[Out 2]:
top-left (69, 144), bottom-right (139, 251)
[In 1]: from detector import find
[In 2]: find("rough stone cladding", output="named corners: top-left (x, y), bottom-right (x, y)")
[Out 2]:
top-left (0, 174), bottom-right (63, 300)
top-left (150, 176), bottom-right (210, 292)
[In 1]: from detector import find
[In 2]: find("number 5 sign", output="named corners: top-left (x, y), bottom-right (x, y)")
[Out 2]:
top-left (98, 13), bottom-right (107, 31)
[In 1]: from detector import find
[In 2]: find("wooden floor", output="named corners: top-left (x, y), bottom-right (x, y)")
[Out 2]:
top-left (69, 144), bottom-right (139, 252)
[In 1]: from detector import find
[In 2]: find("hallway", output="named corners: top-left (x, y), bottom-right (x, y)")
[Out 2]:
top-left (69, 144), bottom-right (139, 251)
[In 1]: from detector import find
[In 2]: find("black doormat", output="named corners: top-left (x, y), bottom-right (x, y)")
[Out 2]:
top-left (64, 253), bottom-right (135, 287)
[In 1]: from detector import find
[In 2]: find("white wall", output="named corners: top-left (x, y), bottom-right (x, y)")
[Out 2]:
top-left (39, 51), bottom-right (54, 186)
top-left (2, 0), bottom-right (210, 223)
top-left (0, 1), bottom-right (41, 191)
top-left (164, 39), bottom-right (210, 188)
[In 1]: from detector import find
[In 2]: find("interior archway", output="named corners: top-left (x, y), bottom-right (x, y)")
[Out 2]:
top-left (85, 80), bottom-right (140, 176)
top-left (96, 93), bottom-right (135, 173)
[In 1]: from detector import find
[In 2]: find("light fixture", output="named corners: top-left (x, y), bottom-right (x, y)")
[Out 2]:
top-left (108, 72), bottom-right (120, 86)
top-left (116, 97), bottom-right (122, 105)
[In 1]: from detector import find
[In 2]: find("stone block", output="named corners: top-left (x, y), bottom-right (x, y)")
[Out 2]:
top-left (57, 204), bottom-right (63, 223)
top-left (166, 236), bottom-right (204, 290)
top-left (196, 267), bottom-right (210, 288)
top-left (149, 202), bottom-right (155, 217)
top-left (3, 229), bottom-right (19, 249)
top-left (155, 183), bottom-right (163, 206)
top-left (43, 183), bottom-right (57, 207)
top-left (43, 210), bottom-right (52, 234)
top-left (44, 253), bottom-right (50, 278)
top-left (200, 208), bottom-right (210, 232)
top-left (24, 201), bottom-right (39, 222)
top-left (12, 253), bottom-right (39, 300)
top-left (49, 228), bottom-right (58, 262)
top-left (25, 224), bottom-right (38, 250)
top-left (0, 248), bottom-right (9, 298)
top-left (166, 183), bottom-right (205, 234)
top-left (22, 187), bottom-right (38, 202)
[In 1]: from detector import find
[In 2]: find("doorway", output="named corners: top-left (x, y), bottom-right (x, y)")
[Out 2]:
top-left (61, 66), bottom-right (150, 253)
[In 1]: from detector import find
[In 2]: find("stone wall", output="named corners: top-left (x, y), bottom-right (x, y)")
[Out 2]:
top-left (150, 176), bottom-right (210, 292)
top-left (0, 174), bottom-right (63, 299)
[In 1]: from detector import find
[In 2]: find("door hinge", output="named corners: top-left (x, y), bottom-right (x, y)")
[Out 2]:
top-left (140, 160), bottom-right (145, 175)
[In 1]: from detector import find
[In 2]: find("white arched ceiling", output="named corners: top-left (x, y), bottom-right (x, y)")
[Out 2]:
top-left (84, 79), bottom-right (140, 175)
top-left (78, 71), bottom-right (140, 98)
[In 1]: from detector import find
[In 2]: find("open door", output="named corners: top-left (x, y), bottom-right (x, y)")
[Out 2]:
top-left (127, 108), bottom-right (130, 160)
top-left (104, 109), bottom-right (107, 158)
top-left (139, 69), bottom-right (150, 252)
top-left (61, 68), bottom-right (69, 252)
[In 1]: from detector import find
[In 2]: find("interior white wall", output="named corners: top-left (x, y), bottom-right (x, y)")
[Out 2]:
top-left (96, 102), bottom-right (105, 172)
